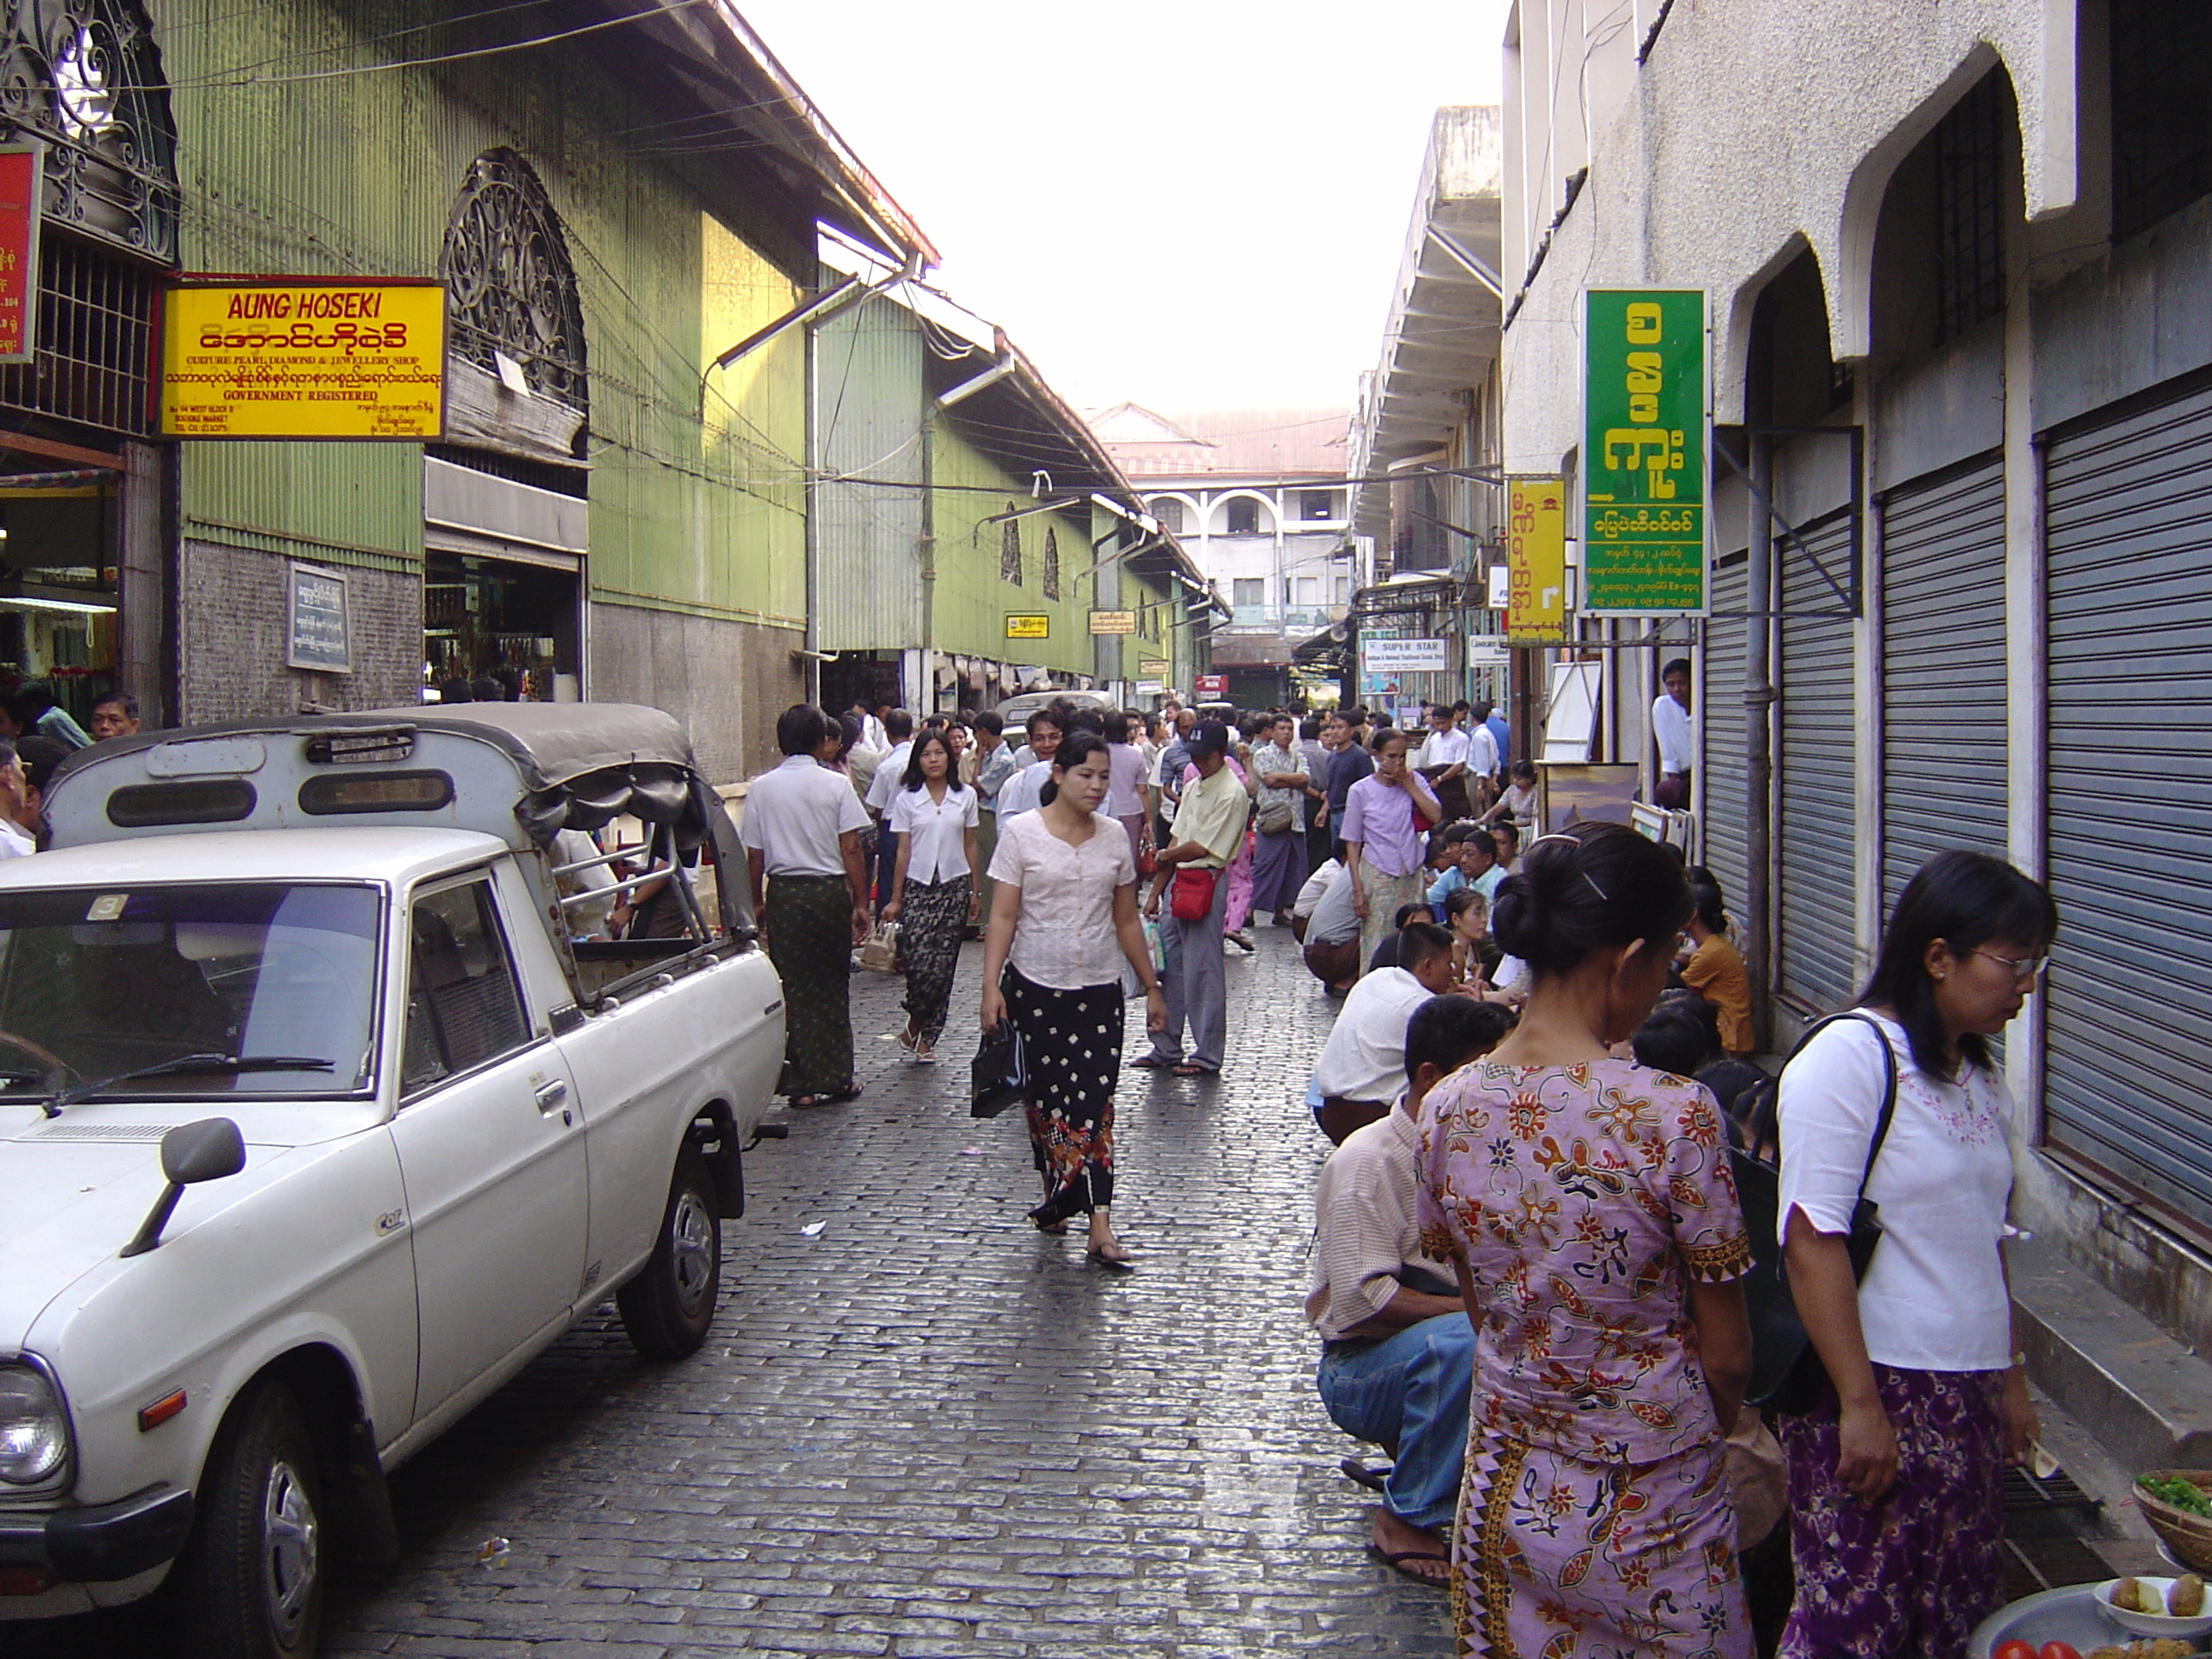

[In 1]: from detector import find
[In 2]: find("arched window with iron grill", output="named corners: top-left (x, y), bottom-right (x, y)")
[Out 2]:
top-left (440, 148), bottom-right (588, 425)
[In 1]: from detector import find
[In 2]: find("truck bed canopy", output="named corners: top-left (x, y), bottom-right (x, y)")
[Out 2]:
top-left (44, 703), bottom-right (753, 933)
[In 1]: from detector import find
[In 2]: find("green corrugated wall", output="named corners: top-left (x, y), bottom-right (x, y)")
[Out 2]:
top-left (154, 0), bottom-right (808, 620)
top-left (930, 417), bottom-right (1096, 676)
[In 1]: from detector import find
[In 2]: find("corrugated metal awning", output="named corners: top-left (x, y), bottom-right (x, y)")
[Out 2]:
top-left (1349, 108), bottom-right (1505, 539)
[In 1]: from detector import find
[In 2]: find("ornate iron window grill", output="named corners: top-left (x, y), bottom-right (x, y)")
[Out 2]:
top-left (0, 0), bottom-right (178, 265)
top-left (440, 148), bottom-right (588, 420)
top-left (999, 508), bottom-right (1021, 585)
top-left (1042, 524), bottom-right (1059, 600)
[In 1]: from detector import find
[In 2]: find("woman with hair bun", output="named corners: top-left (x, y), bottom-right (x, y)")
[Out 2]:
top-left (981, 729), bottom-right (1167, 1265)
top-left (1417, 822), bottom-right (1755, 1657)
top-left (1679, 874), bottom-right (1755, 1057)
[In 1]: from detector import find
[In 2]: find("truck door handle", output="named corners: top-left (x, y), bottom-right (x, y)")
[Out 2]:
top-left (533, 1080), bottom-right (569, 1112)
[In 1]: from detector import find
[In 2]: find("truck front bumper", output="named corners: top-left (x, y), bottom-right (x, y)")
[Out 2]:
top-left (0, 1486), bottom-right (194, 1581)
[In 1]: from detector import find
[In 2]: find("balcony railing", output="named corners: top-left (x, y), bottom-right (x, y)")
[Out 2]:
top-left (1228, 603), bottom-right (1348, 631)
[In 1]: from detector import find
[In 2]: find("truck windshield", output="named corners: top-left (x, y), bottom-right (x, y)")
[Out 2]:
top-left (0, 883), bottom-right (380, 1098)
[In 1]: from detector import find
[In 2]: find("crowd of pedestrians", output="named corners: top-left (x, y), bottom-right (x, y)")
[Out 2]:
top-left (1306, 824), bottom-right (2058, 1659)
top-left (734, 690), bottom-right (2056, 1659)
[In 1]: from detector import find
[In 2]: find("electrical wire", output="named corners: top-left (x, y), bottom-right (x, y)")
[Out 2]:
top-left (187, 2), bottom-right (713, 90)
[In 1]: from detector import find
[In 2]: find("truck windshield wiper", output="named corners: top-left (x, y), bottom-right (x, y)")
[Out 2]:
top-left (43, 1054), bottom-right (335, 1119)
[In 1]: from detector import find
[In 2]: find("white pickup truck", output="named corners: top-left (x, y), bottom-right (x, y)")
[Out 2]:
top-left (0, 704), bottom-right (784, 1657)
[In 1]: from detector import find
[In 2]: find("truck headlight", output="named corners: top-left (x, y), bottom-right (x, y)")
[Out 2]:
top-left (0, 1365), bottom-right (68, 1486)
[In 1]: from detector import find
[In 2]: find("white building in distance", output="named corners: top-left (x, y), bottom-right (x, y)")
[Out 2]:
top-left (1090, 405), bottom-right (1353, 707)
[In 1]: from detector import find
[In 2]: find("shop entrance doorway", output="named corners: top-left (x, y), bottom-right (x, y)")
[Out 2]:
top-left (424, 550), bottom-right (579, 702)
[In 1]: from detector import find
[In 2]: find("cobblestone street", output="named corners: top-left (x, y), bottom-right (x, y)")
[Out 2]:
top-left (29, 923), bottom-right (1451, 1658)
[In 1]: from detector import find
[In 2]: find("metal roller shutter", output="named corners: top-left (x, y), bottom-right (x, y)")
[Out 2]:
top-left (1775, 510), bottom-right (1857, 1015)
top-left (1880, 456), bottom-right (2008, 907)
top-left (2045, 376), bottom-right (2212, 1228)
top-left (1702, 550), bottom-right (1749, 911)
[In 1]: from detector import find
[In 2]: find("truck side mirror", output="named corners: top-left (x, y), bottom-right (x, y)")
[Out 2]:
top-left (121, 1119), bottom-right (247, 1258)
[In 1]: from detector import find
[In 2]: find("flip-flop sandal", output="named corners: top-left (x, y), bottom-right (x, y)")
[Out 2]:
top-left (1338, 1458), bottom-right (1391, 1493)
top-left (820, 1083), bottom-right (864, 1104)
top-left (1171, 1063), bottom-right (1219, 1077)
top-left (1131, 1053), bottom-right (1176, 1069)
top-left (1365, 1544), bottom-right (1450, 1586)
top-left (1086, 1245), bottom-right (1135, 1271)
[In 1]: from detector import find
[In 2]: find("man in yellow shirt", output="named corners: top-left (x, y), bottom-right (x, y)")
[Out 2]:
top-left (1139, 721), bottom-right (1249, 1076)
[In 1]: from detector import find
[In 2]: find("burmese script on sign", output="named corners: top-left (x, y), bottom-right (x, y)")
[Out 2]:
top-left (160, 280), bottom-right (446, 439)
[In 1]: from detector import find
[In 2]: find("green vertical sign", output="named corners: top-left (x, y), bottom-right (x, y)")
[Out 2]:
top-left (1582, 288), bottom-right (1706, 613)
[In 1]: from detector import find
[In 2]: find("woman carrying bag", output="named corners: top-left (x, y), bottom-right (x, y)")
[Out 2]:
top-left (882, 729), bottom-right (979, 1064)
top-left (1775, 850), bottom-right (2057, 1659)
top-left (980, 730), bottom-right (1166, 1266)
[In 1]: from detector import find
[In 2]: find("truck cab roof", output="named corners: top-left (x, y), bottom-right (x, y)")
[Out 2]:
top-left (0, 826), bottom-right (509, 892)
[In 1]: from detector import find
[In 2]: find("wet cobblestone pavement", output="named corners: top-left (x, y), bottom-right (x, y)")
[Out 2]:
top-left (28, 923), bottom-right (1452, 1656)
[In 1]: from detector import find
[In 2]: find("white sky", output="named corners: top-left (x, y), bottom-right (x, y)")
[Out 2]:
top-left (735, 0), bottom-right (1511, 414)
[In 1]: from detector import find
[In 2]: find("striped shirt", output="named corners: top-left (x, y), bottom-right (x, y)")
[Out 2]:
top-left (1306, 1106), bottom-right (1455, 1341)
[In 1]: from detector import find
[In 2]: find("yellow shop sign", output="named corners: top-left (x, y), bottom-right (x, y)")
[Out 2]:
top-left (160, 279), bottom-right (446, 440)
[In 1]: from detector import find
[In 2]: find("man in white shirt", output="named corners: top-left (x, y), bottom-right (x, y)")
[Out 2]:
top-left (993, 707), bottom-right (1064, 822)
top-left (1294, 859), bottom-right (1361, 994)
top-left (863, 708), bottom-right (914, 910)
top-left (740, 706), bottom-right (874, 1106)
top-left (1415, 704), bottom-right (1481, 821)
top-left (1309, 994), bottom-right (1511, 1584)
top-left (1652, 656), bottom-right (1693, 810)
top-left (0, 742), bottom-right (33, 858)
top-left (1311, 921), bottom-right (1462, 1144)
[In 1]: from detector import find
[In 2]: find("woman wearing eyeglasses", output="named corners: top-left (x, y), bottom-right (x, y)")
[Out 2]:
top-left (1775, 850), bottom-right (2058, 1659)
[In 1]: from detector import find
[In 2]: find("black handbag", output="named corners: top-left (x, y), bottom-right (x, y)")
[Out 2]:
top-left (969, 1020), bottom-right (1027, 1119)
top-left (1732, 1011), bottom-right (1899, 1415)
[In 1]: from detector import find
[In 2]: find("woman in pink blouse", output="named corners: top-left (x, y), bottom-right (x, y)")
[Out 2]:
top-left (1418, 822), bottom-right (1755, 1658)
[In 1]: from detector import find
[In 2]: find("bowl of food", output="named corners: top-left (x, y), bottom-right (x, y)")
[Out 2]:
top-left (2095, 1575), bottom-right (2212, 1639)
top-left (2135, 1472), bottom-right (2212, 1573)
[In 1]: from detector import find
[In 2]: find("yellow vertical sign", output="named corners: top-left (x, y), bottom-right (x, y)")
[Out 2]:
top-left (1507, 478), bottom-right (1568, 643)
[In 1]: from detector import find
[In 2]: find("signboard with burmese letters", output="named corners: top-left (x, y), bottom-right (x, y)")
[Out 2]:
top-left (1506, 476), bottom-right (1569, 643)
top-left (1581, 288), bottom-right (1707, 614)
top-left (1004, 614), bottom-right (1049, 639)
top-left (1087, 610), bottom-right (1135, 635)
top-left (1360, 637), bottom-right (1449, 674)
top-left (0, 143), bottom-right (41, 365)
top-left (285, 563), bottom-right (352, 672)
top-left (160, 278), bottom-right (446, 439)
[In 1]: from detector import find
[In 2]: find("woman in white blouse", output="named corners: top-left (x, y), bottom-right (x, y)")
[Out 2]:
top-left (1775, 850), bottom-right (2058, 1659)
top-left (882, 730), bottom-right (978, 1063)
top-left (980, 731), bottom-right (1166, 1266)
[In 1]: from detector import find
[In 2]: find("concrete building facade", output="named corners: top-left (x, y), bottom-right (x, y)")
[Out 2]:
top-left (1498, 0), bottom-right (2212, 1412)
top-left (1093, 405), bottom-right (1352, 707)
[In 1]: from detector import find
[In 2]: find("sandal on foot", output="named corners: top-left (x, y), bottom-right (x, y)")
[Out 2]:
top-left (1086, 1243), bottom-right (1134, 1271)
top-left (1338, 1458), bottom-right (1391, 1493)
top-left (819, 1082), bottom-right (864, 1104)
top-left (1170, 1062), bottom-right (1218, 1077)
top-left (1033, 1216), bottom-right (1068, 1236)
top-left (1132, 1052), bottom-right (1177, 1069)
top-left (1365, 1544), bottom-right (1450, 1586)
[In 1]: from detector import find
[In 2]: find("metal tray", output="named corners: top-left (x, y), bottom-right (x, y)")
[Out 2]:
top-left (1969, 1583), bottom-right (2125, 1657)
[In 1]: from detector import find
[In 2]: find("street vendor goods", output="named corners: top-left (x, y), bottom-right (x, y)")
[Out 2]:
top-left (2094, 1575), bottom-right (2212, 1639)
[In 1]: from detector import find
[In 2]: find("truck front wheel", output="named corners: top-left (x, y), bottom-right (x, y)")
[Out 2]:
top-left (616, 1145), bottom-right (720, 1359)
top-left (175, 1377), bottom-right (324, 1659)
